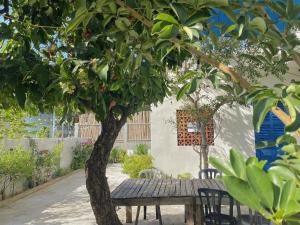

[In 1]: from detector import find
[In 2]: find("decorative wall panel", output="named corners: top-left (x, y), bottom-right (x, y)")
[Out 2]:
top-left (176, 110), bottom-right (214, 146)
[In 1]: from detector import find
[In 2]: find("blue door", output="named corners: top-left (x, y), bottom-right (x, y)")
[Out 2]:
top-left (255, 103), bottom-right (285, 169)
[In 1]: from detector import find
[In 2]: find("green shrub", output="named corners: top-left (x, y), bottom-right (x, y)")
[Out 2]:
top-left (134, 144), bottom-right (149, 155)
top-left (54, 168), bottom-right (71, 177)
top-left (33, 143), bottom-right (64, 183)
top-left (0, 146), bottom-right (35, 199)
top-left (122, 155), bottom-right (153, 178)
top-left (109, 147), bottom-right (127, 163)
top-left (177, 172), bottom-right (192, 180)
top-left (71, 142), bottom-right (93, 170)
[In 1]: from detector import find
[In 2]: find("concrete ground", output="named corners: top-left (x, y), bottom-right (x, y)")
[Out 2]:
top-left (0, 164), bottom-right (185, 225)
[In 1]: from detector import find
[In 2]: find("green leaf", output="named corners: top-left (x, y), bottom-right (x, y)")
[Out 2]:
top-left (158, 24), bottom-right (179, 39)
top-left (229, 149), bottom-right (246, 180)
top-left (176, 83), bottom-right (191, 100)
top-left (255, 141), bottom-right (276, 149)
top-left (115, 18), bottom-right (130, 31)
top-left (250, 17), bottom-right (267, 33)
top-left (287, 0), bottom-right (295, 18)
top-left (281, 144), bottom-right (300, 154)
top-left (185, 12), bottom-right (208, 26)
top-left (66, 10), bottom-right (88, 32)
top-left (188, 78), bottom-right (201, 94)
top-left (170, 3), bottom-right (188, 23)
top-left (224, 24), bottom-right (238, 34)
top-left (253, 98), bottom-right (277, 132)
top-left (284, 96), bottom-right (300, 132)
top-left (276, 135), bottom-right (297, 145)
top-left (178, 71), bottom-right (198, 83)
top-left (246, 166), bottom-right (274, 209)
top-left (223, 176), bottom-right (263, 212)
top-left (155, 13), bottom-right (179, 25)
top-left (209, 156), bottom-right (234, 176)
top-left (97, 64), bottom-right (109, 81)
top-left (151, 21), bottom-right (167, 34)
top-left (183, 26), bottom-right (193, 40)
top-left (279, 180), bottom-right (296, 210)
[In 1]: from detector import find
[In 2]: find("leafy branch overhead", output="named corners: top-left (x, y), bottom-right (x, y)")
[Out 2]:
top-left (0, 0), bottom-right (299, 126)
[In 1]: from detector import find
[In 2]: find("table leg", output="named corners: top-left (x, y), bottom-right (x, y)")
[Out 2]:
top-left (194, 204), bottom-right (203, 225)
top-left (135, 206), bottom-right (141, 225)
top-left (126, 206), bottom-right (133, 223)
top-left (185, 204), bottom-right (194, 225)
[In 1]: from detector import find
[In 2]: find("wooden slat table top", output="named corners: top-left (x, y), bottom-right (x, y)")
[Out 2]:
top-left (111, 178), bottom-right (225, 206)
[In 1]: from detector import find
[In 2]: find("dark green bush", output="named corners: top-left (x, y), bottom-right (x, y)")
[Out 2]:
top-left (109, 147), bottom-right (127, 163)
top-left (71, 142), bottom-right (93, 170)
top-left (134, 144), bottom-right (149, 155)
top-left (122, 154), bottom-right (153, 178)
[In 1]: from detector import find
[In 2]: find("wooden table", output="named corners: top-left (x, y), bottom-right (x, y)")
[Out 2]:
top-left (111, 178), bottom-right (225, 225)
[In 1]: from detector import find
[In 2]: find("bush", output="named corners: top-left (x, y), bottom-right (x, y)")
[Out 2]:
top-left (122, 155), bottom-right (153, 178)
top-left (33, 143), bottom-right (64, 184)
top-left (177, 172), bottom-right (192, 179)
top-left (0, 146), bottom-right (35, 199)
top-left (54, 168), bottom-right (71, 177)
top-left (71, 142), bottom-right (93, 170)
top-left (109, 147), bottom-right (127, 163)
top-left (134, 144), bottom-right (149, 155)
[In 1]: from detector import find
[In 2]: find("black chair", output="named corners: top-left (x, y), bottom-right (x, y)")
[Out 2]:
top-left (199, 168), bottom-right (221, 179)
top-left (198, 188), bottom-right (238, 225)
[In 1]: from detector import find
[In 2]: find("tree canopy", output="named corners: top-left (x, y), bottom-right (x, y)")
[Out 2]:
top-left (0, 0), bottom-right (299, 125)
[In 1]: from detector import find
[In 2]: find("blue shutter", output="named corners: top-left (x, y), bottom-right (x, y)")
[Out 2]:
top-left (255, 103), bottom-right (285, 169)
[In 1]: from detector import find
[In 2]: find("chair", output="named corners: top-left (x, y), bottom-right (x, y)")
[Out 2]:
top-left (199, 168), bottom-right (221, 179)
top-left (198, 188), bottom-right (238, 225)
top-left (136, 169), bottom-right (163, 225)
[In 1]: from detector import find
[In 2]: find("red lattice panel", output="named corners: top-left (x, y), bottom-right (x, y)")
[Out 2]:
top-left (176, 110), bottom-right (214, 146)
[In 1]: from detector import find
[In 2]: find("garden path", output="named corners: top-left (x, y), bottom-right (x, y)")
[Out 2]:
top-left (0, 164), bottom-right (185, 225)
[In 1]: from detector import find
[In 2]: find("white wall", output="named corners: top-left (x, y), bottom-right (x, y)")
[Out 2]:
top-left (150, 97), bottom-right (255, 178)
top-left (151, 63), bottom-right (300, 178)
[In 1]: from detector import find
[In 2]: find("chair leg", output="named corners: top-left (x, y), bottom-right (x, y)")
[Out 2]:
top-left (144, 206), bottom-right (147, 220)
top-left (156, 205), bottom-right (163, 225)
top-left (135, 206), bottom-right (141, 225)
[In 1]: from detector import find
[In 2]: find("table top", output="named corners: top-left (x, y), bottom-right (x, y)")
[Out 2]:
top-left (111, 178), bottom-right (225, 206)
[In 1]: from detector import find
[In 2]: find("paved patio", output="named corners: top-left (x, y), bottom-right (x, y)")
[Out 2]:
top-left (0, 164), bottom-right (185, 225)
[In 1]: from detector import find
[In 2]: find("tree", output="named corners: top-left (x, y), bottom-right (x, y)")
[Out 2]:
top-left (173, 62), bottom-right (246, 171)
top-left (1, 1), bottom-right (300, 224)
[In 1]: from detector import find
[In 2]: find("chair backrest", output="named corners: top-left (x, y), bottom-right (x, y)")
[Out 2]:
top-left (198, 188), bottom-right (235, 225)
top-left (138, 168), bottom-right (163, 179)
top-left (199, 168), bottom-right (221, 179)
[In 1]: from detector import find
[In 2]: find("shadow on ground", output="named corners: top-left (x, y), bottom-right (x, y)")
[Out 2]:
top-left (0, 164), bottom-right (187, 225)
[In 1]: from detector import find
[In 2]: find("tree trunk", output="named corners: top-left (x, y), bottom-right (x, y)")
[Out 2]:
top-left (200, 123), bottom-right (209, 169)
top-left (86, 112), bottom-right (127, 225)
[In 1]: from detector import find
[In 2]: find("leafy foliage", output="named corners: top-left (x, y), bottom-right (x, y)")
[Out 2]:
top-left (122, 154), bottom-right (153, 178)
top-left (0, 145), bottom-right (35, 199)
top-left (134, 144), bottom-right (149, 155)
top-left (71, 142), bottom-right (93, 170)
top-left (210, 149), bottom-right (300, 225)
top-left (177, 172), bottom-right (192, 179)
top-left (0, 107), bottom-right (33, 139)
top-left (109, 147), bottom-right (127, 163)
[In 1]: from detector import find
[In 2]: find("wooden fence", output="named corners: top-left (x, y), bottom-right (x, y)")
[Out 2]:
top-left (78, 111), bottom-right (151, 143)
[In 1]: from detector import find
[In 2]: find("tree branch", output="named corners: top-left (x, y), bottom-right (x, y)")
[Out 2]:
top-left (115, 0), bottom-right (300, 137)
